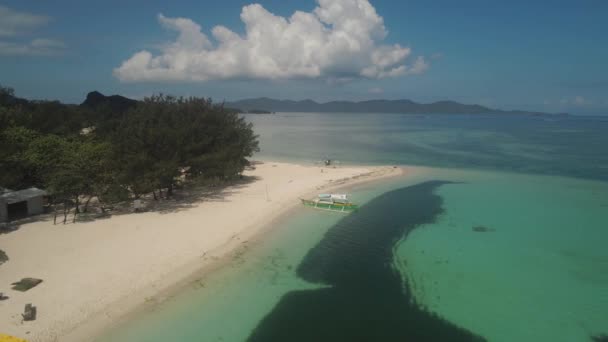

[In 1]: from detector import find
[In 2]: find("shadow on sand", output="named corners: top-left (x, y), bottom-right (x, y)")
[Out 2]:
top-left (0, 175), bottom-right (260, 232)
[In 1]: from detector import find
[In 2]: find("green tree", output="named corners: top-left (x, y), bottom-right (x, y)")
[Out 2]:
top-left (113, 95), bottom-right (259, 197)
top-left (0, 126), bottom-right (40, 189)
top-left (1, 85), bottom-right (260, 222)
top-left (25, 134), bottom-right (119, 222)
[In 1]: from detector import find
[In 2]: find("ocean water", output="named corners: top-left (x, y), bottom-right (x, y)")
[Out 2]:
top-left (248, 113), bottom-right (608, 181)
top-left (98, 113), bottom-right (608, 341)
top-left (395, 168), bottom-right (608, 341)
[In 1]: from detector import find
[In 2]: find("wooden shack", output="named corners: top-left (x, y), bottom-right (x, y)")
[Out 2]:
top-left (0, 188), bottom-right (47, 223)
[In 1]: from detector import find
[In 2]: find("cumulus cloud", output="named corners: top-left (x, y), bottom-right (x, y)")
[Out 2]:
top-left (0, 6), bottom-right (64, 56)
top-left (114, 0), bottom-right (428, 82)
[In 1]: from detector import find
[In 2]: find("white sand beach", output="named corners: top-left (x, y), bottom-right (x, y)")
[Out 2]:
top-left (0, 161), bottom-right (403, 342)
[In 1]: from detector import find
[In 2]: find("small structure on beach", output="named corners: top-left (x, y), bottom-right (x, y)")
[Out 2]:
top-left (22, 303), bottom-right (37, 321)
top-left (0, 188), bottom-right (47, 223)
top-left (11, 278), bottom-right (43, 292)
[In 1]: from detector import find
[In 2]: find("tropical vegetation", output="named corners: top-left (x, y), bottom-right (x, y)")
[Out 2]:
top-left (0, 85), bottom-right (259, 222)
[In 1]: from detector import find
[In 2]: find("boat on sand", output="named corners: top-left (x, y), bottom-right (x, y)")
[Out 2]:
top-left (300, 194), bottom-right (358, 213)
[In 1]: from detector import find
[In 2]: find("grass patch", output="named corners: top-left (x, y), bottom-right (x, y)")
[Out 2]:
top-left (11, 278), bottom-right (43, 292)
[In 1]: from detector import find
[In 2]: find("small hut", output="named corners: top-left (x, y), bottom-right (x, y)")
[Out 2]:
top-left (0, 188), bottom-right (47, 223)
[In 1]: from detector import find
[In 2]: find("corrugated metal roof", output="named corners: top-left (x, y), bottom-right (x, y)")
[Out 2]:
top-left (0, 187), bottom-right (47, 204)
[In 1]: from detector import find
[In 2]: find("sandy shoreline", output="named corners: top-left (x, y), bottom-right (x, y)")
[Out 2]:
top-left (0, 161), bottom-right (404, 341)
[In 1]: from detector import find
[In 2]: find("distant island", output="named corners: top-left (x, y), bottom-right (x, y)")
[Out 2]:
top-left (225, 97), bottom-right (567, 116)
top-left (81, 91), bottom-right (273, 114)
top-left (5, 89), bottom-right (565, 117)
top-left (240, 109), bottom-right (275, 114)
top-left (67, 91), bottom-right (567, 116)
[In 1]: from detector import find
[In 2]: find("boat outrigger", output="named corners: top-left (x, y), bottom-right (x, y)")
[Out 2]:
top-left (300, 194), bottom-right (358, 213)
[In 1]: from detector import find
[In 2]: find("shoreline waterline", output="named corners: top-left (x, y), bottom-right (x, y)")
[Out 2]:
top-left (0, 161), bottom-right (405, 342)
top-left (80, 166), bottom-right (608, 342)
top-left (76, 164), bottom-right (406, 342)
top-left (5, 161), bottom-right (605, 341)
top-left (92, 111), bottom-right (608, 342)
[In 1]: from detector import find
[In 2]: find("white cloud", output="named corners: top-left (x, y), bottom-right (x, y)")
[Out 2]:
top-left (0, 5), bottom-right (50, 37)
top-left (0, 38), bottom-right (65, 56)
top-left (0, 6), bottom-right (64, 56)
top-left (114, 0), bottom-right (428, 82)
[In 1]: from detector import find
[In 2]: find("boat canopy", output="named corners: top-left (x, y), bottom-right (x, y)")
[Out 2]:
top-left (318, 194), bottom-right (348, 200)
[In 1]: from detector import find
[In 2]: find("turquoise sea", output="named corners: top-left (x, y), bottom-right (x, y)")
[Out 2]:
top-left (99, 113), bottom-right (608, 341)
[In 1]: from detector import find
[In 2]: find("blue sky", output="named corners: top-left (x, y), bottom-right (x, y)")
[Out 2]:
top-left (0, 0), bottom-right (607, 114)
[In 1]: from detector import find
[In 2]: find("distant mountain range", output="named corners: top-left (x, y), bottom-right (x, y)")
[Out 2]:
top-left (67, 91), bottom-right (566, 116)
top-left (225, 97), bottom-right (564, 115)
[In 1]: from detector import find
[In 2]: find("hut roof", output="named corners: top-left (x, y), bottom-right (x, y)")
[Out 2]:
top-left (0, 187), bottom-right (47, 205)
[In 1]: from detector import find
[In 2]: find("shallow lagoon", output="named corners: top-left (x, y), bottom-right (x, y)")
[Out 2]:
top-left (99, 113), bottom-right (608, 341)
top-left (398, 168), bottom-right (608, 341)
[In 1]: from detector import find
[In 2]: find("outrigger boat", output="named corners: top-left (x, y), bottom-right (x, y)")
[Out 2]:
top-left (300, 194), bottom-right (358, 213)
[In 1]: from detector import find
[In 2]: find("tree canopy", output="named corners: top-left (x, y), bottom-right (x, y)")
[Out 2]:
top-left (0, 85), bottom-right (259, 221)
